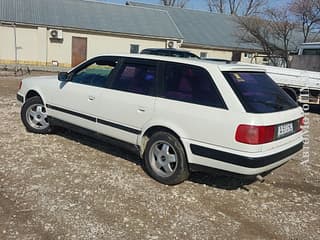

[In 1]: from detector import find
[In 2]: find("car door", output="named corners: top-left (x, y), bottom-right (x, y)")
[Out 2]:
top-left (46, 56), bottom-right (119, 131)
top-left (95, 58), bottom-right (157, 144)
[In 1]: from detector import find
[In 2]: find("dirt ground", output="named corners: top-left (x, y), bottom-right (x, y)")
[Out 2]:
top-left (0, 72), bottom-right (319, 240)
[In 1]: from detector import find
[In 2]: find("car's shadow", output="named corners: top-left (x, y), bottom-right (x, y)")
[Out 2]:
top-left (55, 128), bottom-right (141, 165)
top-left (55, 129), bottom-right (259, 190)
top-left (188, 172), bottom-right (258, 191)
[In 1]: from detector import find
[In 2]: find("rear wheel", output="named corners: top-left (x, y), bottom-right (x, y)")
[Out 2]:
top-left (21, 96), bottom-right (51, 134)
top-left (144, 132), bottom-right (189, 185)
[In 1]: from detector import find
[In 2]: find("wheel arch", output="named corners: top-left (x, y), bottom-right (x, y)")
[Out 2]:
top-left (25, 90), bottom-right (42, 102)
top-left (139, 125), bottom-right (188, 160)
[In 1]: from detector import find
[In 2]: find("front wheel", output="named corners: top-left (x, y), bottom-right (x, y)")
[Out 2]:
top-left (143, 132), bottom-right (189, 185)
top-left (21, 96), bottom-right (52, 134)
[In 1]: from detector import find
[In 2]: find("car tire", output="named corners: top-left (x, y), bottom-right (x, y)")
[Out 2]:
top-left (21, 96), bottom-right (52, 134)
top-left (144, 131), bottom-right (190, 185)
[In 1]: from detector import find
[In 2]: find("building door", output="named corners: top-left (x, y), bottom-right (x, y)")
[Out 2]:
top-left (72, 37), bottom-right (87, 67)
top-left (232, 51), bottom-right (241, 62)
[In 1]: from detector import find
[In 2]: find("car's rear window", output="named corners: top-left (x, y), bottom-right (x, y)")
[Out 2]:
top-left (223, 71), bottom-right (298, 113)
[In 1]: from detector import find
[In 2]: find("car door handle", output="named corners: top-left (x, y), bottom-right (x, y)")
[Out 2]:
top-left (88, 96), bottom-right (95, 101)
top-left (137, 107), bottom-right (146, 113)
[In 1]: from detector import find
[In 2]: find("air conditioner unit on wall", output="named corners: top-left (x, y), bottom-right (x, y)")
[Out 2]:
top-left (49, 29), bottom-right (63, 39)
top-left (166, 40), bottom-right (179, 49)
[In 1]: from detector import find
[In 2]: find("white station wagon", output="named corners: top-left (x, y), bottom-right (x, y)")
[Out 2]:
top-left (17, 54), bottom-right (304, 185)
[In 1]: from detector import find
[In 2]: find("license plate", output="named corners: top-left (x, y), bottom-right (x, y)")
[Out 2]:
top-left (277, 122), bottom-right (294, 138)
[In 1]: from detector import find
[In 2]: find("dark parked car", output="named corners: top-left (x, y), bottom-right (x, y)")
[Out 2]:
top-left (140, 48), bottom-right (200, 59)
top-left (203, 58), bottom-right (231, 63)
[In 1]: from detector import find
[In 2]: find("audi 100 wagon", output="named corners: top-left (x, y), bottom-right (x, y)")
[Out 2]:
top-left (17, 54), bottom-right (304, 185)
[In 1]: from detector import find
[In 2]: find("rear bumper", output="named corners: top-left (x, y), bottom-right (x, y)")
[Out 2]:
top-left (190, 142), bottom-right (303, 168)
top-left (188, 141), bottom-right (303, 175)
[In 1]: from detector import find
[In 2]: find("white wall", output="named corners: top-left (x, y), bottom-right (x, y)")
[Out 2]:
top-left (0, 25), bottom-right (15, 61)
top-left (0, 25), bottom-right (167, 67)
top-left (0, 24), bottom-right (261, 67)
top-left (182, 46), bottom-right (233, 60)
top-left (241, 52), bottom-right (265, 64)
top-left (46, 30), bottom-right (167, 67)
top-left (0, 25), bottom-right (48, 65)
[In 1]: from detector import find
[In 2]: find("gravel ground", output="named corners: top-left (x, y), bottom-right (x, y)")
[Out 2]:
top-left (0, 72), bottom-right (319, 240)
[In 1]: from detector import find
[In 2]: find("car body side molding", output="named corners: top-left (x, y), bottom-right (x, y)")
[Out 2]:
top-left (97, 119), bottom-right (141, 135)
top-left (46, 104), bottom-right (141, 135)
top-left (46, 104), bottom-right (96, 122)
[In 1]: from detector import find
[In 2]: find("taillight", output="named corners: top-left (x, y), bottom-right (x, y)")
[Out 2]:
top-left (235, 124), bottom-right (275, 145)
top-left (298, 117), bottom-right (304, 131)
top-left (18, 80), bottom-right (22, 90)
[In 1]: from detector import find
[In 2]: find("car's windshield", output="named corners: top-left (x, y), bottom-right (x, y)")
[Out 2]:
top-left (223, 71), bottom-right (298, 113)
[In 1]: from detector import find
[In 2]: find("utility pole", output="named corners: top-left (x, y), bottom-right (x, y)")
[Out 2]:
top-left (13, 23), bottom-right (18, 73)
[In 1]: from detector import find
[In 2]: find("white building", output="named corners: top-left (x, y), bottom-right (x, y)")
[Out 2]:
top-left (0, 0), bottom-right (262, 69)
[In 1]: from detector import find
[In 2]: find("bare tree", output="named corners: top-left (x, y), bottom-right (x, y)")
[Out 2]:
top-left (244, 0), bottom-right (268, 16)
top-left (160, 0), bottom-right (189, 8)
top-left (265, 8), bottom-right (295, 65)
top-left (207, 0), bottom-right (268, 16)
top-left (236, 16), bottom-right (277, 63)
top-left (207, 0), bottom-right (224, 13)
top-left (236, 7), bottom-right (295, 66)
top-left (289, 0), bottom-right (320, 42)
top-left (228, 0), bottom-right (242, 15)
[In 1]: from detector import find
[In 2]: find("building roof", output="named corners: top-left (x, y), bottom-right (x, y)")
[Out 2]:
top-left (0, 0), bottom-right (264, 51)
top-left (0, 0), bottom-right (183, 39)
top-left (127, 1), bottom-right (261, 51)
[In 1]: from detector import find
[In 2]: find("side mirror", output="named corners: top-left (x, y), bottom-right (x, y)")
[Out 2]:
top-left (58, 72), bottom-right (69, 82)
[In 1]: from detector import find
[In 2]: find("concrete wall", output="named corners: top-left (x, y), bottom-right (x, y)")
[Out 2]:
top-left (182, 45), bottom-right (233, 60)
top-left (290, 55), bottom-right (320, 72)
top-left (0, 24), bottom-right (263, 69)
top-left (240, 52), bottom-right (266, 64)
top-left (0, 25), bottom-right (48, 65)
top-left (182, 46), bottom-right (264, 64)
top-left (0, 25), bottom-right (166, 68)
top-left (0, 25), bottom-right (16, 62)
top-left (46, 30), bottom-right (166, 67)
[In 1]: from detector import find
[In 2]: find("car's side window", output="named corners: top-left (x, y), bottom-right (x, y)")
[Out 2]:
top-left (111, 62), bottom-right (156, 96)
top-left (162, 63), bottom-right (227, 108)
top-left (71, 59), bottom-right (117, 87)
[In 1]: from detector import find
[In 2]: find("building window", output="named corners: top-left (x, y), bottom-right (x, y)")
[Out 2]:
top-left (200, 52), bottom-right (208, 58)
top-left (130, 44), bottom-right (140, 54)
top-left (244, 52), bottom-right (253, 58)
